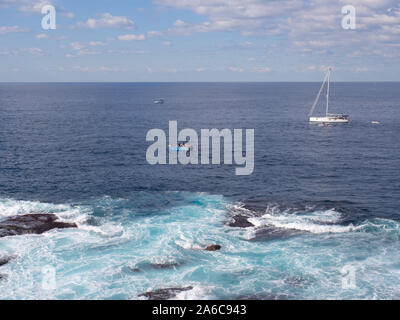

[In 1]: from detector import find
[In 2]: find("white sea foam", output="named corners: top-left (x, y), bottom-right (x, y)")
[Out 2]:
top-left (2, 194), bottom-right (400, 300)
top-left (0, 198), bottom-right (71, 218)
top-left (0, 198), bottom-right (123, 237)
top-left (173, 285), bottom-right (215, 300)
top-left (247, 208), bottom-right (363, 234)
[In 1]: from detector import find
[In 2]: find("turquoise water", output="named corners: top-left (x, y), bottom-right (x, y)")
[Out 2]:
top-left (1, 192), bottom-right (400, 300)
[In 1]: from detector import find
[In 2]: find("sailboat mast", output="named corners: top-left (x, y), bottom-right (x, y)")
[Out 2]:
top-left (326, 68), bottom-right (331, 116)
top-left (308, 71), bottom-right (329, 117)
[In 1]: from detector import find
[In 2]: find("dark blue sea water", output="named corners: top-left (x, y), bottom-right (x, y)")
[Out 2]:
top-left (0, 82), bottom-right (399, 299)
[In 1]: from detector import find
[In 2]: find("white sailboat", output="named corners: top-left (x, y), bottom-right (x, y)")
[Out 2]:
top-left (309, 68), bottom-right (349, 123)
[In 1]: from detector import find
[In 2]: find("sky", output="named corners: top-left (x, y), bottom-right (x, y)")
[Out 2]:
top-left (0, 0), bottom-right (399, 82)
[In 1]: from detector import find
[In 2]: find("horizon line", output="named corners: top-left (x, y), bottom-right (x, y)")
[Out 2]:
top-left (1, 81), bottom-right (400, 84)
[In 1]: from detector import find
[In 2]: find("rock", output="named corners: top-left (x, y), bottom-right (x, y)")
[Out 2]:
top-left (227, 214), bottom-right (254, 228)
top-left (0, 214), bottom-right (77, 238)
top-left (127, 261), bottom-right (183, 273)
top-left (0, 256), bottom-right (14, 267)
top-left (139, 286), bottom-right (193, 300)
top-left (204, 244), bottom-right (221, 251)
top-left (284, 275), bottom-right (313, 288)
top-left (132, 261), bottom-right (182, 272)
top-left (251, 225), bottom-right (304, 241)
top-left (149, 263), bottom-right (181, 270)
top-left (0, 274), bottom-right (4, 281)
top-left (237, 293), bottom-right (291, 300)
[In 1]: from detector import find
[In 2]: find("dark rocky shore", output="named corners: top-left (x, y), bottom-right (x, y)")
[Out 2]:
top-left (0, 256), bottom-right (14, 267)
top-left (139, 286), bottom-right (193, 300)
top-left (0, 256), bottom-right (14, 281)
top-left (0, 213), bottom-right (77, 238)
top-left (227, 203), bottom-right (306, 241)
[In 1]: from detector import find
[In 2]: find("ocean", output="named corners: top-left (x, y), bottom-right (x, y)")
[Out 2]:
top-left (0, 82), bottom-right (399, 299)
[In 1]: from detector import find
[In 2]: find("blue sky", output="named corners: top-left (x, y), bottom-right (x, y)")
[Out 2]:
top-left (0, 0), bottom-right (399, 81)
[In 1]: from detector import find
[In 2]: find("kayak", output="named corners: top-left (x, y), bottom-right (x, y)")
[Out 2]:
top-left (170, 146), bottom-right (189, 151)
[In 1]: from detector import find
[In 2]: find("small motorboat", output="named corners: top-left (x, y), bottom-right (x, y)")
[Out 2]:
top-left (169, 144), bottom-right (190, 151)
top-left (154, 99), bottom-right (165, 104)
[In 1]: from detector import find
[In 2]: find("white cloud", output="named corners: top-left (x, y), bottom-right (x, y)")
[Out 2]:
top-left (18, 0), bottom-right (52, 13)
top-left (160, 0), bottom-right (300, 20)
top-left (66, 49), bottom-right (100, 58)
top-left (66, 42), bottom-right (102, 58)
top-left (70, 42), bottom-right (86, 50)
top-left (118, 34), bottom-right (146, 41)
top-left (254, 66), bottom-right (271, 73)
top-left (78, 13), bottom-right (135, 29)
top-left (63, 12), bottom-right (75, 18)
top-left (21, 47), bottom-right (44, 55)
top-left (159, 0), bottom-right (400, 59)
top-left (147, 30), bottom-right (163, 37)
top-left (73, 66), bottom-right (90, 72)
top-left (162, 41), bottom-right (171, 46)
top-left (77, 49), bottom-right (100, 56)
top-left (165, 68), bottom-right (179, 73)
top-left (228, 66), bottom-right (244, 72)
top-left (9, 0), bottom-right (75, 17)
top-left (99, 66), bottom-right (125, 72)
top-left (354, 67), bottom-right (369, 72)
top-left (0, 25), bottom-right (28, 35)
top-left (60, 66), bottom-right (125, 72)
top-left (174, 19), bottom-right (186, 27)
top-left (160, 0), bottom-right (300, 33)
top-left (89, 41), bottom-right (108, 47)
top-left (298, 65), bottom-right (318, 72)
top-left (36, 33), bottom-right (48, 39)
top-left (0, 47), bottom-right (44, 56)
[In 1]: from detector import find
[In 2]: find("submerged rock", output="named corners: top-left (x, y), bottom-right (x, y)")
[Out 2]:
top-left (251, 225), bottom-right (304, 241)
top-left (237, 293), bottom-right (292, 300)
top-left (149, 262), bottom-right (181, 270)
top-left (0, 214), bottom-right (77, 238)
top-left (139, 286), bottom-right (193, 300)
top-left (227, 212), bottom-right (304, 241)
top-left (0, 274), bottom-right (5, 281)
top-left (204, 244), bottom-right (221, 251)
top-left (228, 215), bottom-right (254, 228)
top-left (129, 261), bottom-right (183, 273)
top-left (0, 256), bottom-right (14, 267)
top-left (284, 275), bottom-right (313, 288)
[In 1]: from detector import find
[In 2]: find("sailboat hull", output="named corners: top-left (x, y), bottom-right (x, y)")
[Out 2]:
top-left (309, 116), bottom-right (349, 123)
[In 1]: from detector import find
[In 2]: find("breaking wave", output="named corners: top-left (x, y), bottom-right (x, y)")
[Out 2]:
top-left (1, 194), bottom-right (400, 300)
